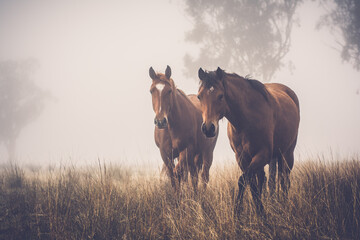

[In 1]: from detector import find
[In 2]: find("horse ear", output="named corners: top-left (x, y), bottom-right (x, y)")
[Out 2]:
top-left (149, 67), bottom-right (156, 80)
top-left (216, 67), bottom-right (223, 80)
top-left (165, 65), bottom-right (171, 79)
top-left (198, 68), bottom-right (206, 81)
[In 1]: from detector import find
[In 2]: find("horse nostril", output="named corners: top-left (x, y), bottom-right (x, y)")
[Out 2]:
top-left (163, 118), bottom-right (167, 125)
top-left (210, 123), bottom-right (215, 133)
top-left (201, 122), bottom-right (206, 134)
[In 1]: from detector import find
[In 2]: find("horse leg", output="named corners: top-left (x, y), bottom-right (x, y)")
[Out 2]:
top-left (201, 151), bottom-right (213, 190)
top-left (181, 155), bottom-right (189, 183)
top-left (234, 152), bottom-right (251, 217)
top-left (234, 172), bottom-right (248, 217)
top-left (268, 157), bottom-right (277, 197)
top-left (281, 151), bottom-right (293, 198)
top-left (241, 151), bottom-right (269, 217)
top-left (160, 150), bottom-right (176, 190)
top-left (278, 138), bottom-right (295, 198)
top-left (257, 169), bottom-right (265, 199)
top-left (174, 152), bottom-right (186, 186)
top-left (251, 170), bottom-right (266, 217)
top-left (189, 154), bottom-right (199, 194)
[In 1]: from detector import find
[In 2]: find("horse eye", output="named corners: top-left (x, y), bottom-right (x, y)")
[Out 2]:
top-left (197, 95), bottom-right (201, 100)
top-left (218, 94), bottom-right (224, 101)
top-left (150, 89), bottom-right (153, 94)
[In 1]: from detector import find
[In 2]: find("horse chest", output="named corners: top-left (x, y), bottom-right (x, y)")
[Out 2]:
top-left (229, 126), bottom-right (271, 158)
top-left (167, 122), bottom-right (194, 152)
top-left (170, 135), bottom-right (189, 152)
top-left (233, 135), bottom-right (250, 154)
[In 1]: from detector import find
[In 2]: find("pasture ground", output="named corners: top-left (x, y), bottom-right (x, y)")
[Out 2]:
top-left (1, 156), bottom-right (359, 239)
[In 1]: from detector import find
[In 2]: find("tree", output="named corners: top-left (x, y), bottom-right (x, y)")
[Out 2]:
top-left (0, 59), bottom-right (49, 161)
top-left (317, 0), bottom-right (360, 71)
top-left (183, 0), bottom-right (301, 82)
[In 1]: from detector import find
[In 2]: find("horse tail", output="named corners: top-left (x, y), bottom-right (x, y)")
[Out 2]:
top-left (268, 156), bottom-right (277, 196)
top-left (277, 152), bottom-right (284, 194)
top-left (278, 148), bottom-right (293, 195)
top-left (270, 152), bottom-right (287, 196)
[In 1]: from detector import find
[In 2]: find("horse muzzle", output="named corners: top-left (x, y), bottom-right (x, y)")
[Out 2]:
top-left (154, 117), bottom-right (168, 129)
top-left (201, 122), bottom-right (216, 138)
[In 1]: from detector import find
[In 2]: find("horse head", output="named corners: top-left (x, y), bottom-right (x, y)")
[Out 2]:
top-left (149, 65), bottom-right (175, 129)
top-left (197, 67), bottom-right (227, 138)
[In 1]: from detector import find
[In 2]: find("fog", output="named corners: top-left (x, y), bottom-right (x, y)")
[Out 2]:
top-left (0, 0), bottom-right (359, 168)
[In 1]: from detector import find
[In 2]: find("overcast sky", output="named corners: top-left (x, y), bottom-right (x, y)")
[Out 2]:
top-left (0, 0), bottom-right (359, 168)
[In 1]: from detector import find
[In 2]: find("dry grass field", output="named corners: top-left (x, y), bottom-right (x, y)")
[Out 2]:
top-left (1, 156), bottom-right (359, 239)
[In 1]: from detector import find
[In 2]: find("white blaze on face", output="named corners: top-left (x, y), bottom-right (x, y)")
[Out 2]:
top-left (156, 83), bottom-right (165, 93)
top-left (208, 86), bottom-right (214, 94)
top-left (156, 83), bottom-right (165, 113)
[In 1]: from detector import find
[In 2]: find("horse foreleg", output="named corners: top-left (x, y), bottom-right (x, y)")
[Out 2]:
top-left (242, 151), bottom-right (269, 218)
top-left (189, 154), bottom-right (199, 194)
top-left (201, 152), bottom-right (213, 190)
top-left (257, 169), bottom-right (265, 198)
top-left (174, 153), bottom-right (186, 186)
top-left (234, 173), bottom-right (247, 219)
top-left (160, 150), bottom-right (176, 191)
top-left (181, 157), bottom-right (189, 183)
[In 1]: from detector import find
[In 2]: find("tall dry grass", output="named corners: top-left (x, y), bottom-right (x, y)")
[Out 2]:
top-left (1, 157), bottom-right (359, 239)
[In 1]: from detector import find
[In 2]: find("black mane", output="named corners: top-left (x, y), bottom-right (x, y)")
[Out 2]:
top-left (199, 69), bottom-right (269, 102)
top-left (227, 72), bottom-right (269, 101)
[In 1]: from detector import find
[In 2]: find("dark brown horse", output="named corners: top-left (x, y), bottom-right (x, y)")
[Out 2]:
top-left (149, 66), bottom-right (218, 191)
top-left (197, 67), bottom-right (300, 216)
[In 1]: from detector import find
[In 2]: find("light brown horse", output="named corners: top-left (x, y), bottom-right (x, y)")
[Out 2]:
top-left (197, 67), bottom-right (300, 216)
top-left (149, 66), bottom-right (218, 191)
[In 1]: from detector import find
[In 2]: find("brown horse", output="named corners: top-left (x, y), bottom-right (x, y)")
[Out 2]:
top-left (149, 66), bottom-right (218, 191)
top-left (197, 67), bottom-right (300, 216)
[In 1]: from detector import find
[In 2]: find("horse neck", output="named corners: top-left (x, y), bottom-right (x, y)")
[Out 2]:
top-left (223, 76), bottom-right (263, 128)
top-left (167, 89), bottom-right (193, 130)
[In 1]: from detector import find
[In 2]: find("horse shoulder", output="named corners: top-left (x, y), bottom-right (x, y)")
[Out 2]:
top-left (168, 92), bottom-right (198, 151)
top-left (227, 122), bottom-right (247, 153)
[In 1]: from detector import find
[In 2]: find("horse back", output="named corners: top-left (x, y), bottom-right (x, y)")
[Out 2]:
top-left (187, 94), bottom-right (201, 110)
top-left (266, 83), bottom-right (299, 113)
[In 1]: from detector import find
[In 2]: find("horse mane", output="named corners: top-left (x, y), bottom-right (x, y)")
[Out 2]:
top-left (177, 88), bottom-right (187, 97)
top-left (226, 72), bottom-right (269, 102)
top-left (176, 88), bottom-right (196, 106)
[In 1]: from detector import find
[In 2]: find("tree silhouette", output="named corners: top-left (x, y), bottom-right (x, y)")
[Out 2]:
top-left (0, 59), bottom-right (49, 161)
top-left (183, 0), bottom-right (301, 82)
top-left (317, 0), bottom-right (360, 71)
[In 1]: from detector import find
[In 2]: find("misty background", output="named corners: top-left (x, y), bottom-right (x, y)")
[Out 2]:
top-left (0, 0), bottom-right (359, 169)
